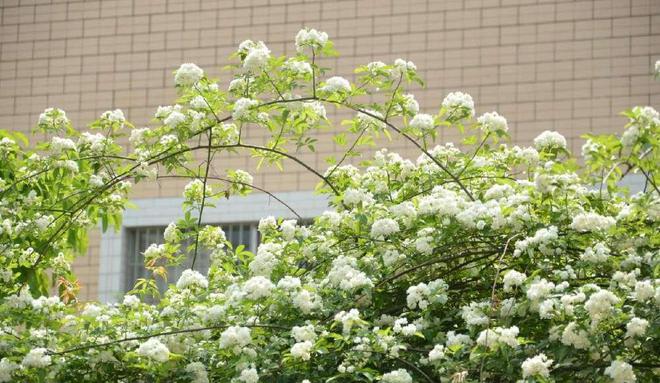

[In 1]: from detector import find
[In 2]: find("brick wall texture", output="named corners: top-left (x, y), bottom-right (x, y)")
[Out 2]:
top-left (1, 0), bottom-right (659, 300)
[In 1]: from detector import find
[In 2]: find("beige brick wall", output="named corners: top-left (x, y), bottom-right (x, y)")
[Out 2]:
top-left (2, 0), bottom-right (659, 300)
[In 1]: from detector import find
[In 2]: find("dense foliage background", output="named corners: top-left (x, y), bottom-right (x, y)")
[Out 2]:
top-left (0, 29), bottom-right (658, 382)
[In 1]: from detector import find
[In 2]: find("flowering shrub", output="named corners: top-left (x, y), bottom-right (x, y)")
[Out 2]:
top-left (0, 31), bottom-right (658, 383)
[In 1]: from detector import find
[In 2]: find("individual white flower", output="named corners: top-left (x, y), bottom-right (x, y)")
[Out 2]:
top-left (625, 317), bottom-right (648, 338)
top-left (370, 218), bottom-right (400, 238)
top-left (381, 368), bottom-right (412, 383)
top-left (570, 212), bottom-right (616, 232)
top-left (238, 367), bottom-right (259, 383)
top-left (290, 340), bottom-right (313, 360)
top-left (21, 348), bottom-right (51, 368)
top-left (655, 60), bottom-right (660, 77)
top-left (295, 28), bottom-right (329, 53)
top-left (409, 113), bottom-right (435, 131)
top-left (521, 353), bottom-right (553, 378)
top-left (159, 134), bottom-right (178, 147)
top-left (320, 76), bottom-right (351, 93)
top-left (477, 111), bottom-right (508, 134)
top-left (232, 98), bottom-right (259, 120)
top-left (291, 324), bottom-right (316, 342)
top-left (176, 269), bottom-right (208, 289)
top-left (604, 360), bottom-right (636, 383)
top-left (243, 276), bottom-right (275, 299)
top-left (219, 326), bottom-right (252, 349)
top-left (442, 91), bottom-right (475, 119)
top-left (503, 270), bottom-right (526, 292)
top-left (534, 130), bottom-right (567, 151)
top-left (137, 338), bottom-right (169, 362)
top-left (175, 63), bottom-right (204, 87)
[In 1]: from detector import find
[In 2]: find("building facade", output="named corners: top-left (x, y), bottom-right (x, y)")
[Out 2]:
top-left (1, 0), bottom-right (659, 301)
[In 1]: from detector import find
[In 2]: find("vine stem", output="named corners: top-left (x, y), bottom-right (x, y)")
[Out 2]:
top-left (479, 233), bottom-right (521, 381)
top-left (191, 132), bottom-right (214, 270)
top-left (46, 323), bottom-right (290, 356)
top-left (157, 175), bottom-right (302, 219)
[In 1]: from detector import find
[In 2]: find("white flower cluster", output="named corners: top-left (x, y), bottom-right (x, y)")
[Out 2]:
top-left (442, 91), bottom-right (475, 119)
top-left (409, 113), bottom-right (435, 131)
top-left (249, 242), bottom-right (282, 277)
top-left (295, 28), bottom-right (328, 53)
top-left (50, 136), bottom-right (76, 154)
top-left (38, 107), bottom-right (69, 131)
top-left (381, 369), bottom-right (412, 383)
top-left (325, 256), bottom-right (373, 291)
top-left (570, 212), bottom-right (616, 232)
top-left (625, 317), bottom-right (648, 338)
top-left (232, 98), bottom-right (259, 120)
top-left (334, 308), bottom-right (361, 334)
top-left (219, 326), bottom-right (252, 349)
top-left (283, 59), bottom-right (312, 75)
top-left (370, 218), bottom-right (400, 238)
top-left (604, 360), bottom-right (636, 383)
top-left (0, 358), bottom-right (18, 382)
top-left (243, 276), bottom-right (275, 299)
top-left (534, 130), bottom-right (567, 151)
top-left (320, 76), bottom-right (351, 93)
top-left (393, 58), bottom-right (416, 75)
top-left (137, 338), bottom-right (170, 362)
top-left (239, 40), bottom-right (271, 71)
top-left (290, 340), bottom-right (313, 360)
top-left (477, 111), bottom-right (508, 134)
top-left (476, 326), bottom-right (519, 350)
top-left (176, 269), bottom-right (208, 289)
top-left (101, 109), bottom-right (125, 124)
top-left (584, 289), bottom-right (619, 322)
top-left (185, 362), bottom-right (209, 383)
top-left (502, 270), bottom-right (526, 292)
top-left (428, 344), bottom-right (445, 362)
top-left (581, 242), bottom-right (610, 263)
top-left (238, 367), bottom-right (259, 383)
top-left (521, 353), bottom-right (553, 378)
top-left (174, 63), bottom-right (204, 87)
top-left (406, 279), bottom-right (448, 309)
top-left (21, 348), bottom-right (51, 368)
top-left (183, 179), bottom-right (210, 204)
top-left (513, 226), bottom-right (558, 257)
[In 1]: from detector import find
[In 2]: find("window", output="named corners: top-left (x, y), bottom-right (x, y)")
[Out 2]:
top-left (124, 223), bottom-right (259, 293)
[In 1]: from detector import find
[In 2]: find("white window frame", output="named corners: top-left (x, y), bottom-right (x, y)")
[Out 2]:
top-left (98, 191), bottom-right (329, 302)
